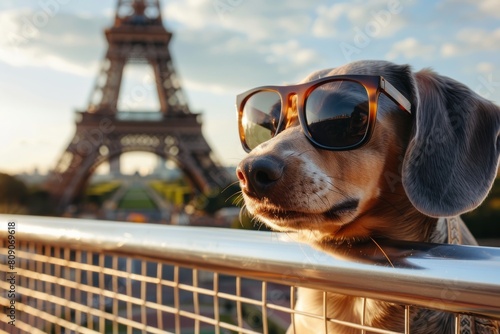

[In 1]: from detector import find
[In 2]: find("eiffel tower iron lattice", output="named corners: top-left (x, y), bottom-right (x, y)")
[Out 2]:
top-left (45, 0), bottom-right (231, 213)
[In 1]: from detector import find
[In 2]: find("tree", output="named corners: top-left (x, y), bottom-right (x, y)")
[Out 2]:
top-left (0, 172), bottom-right (29, 214)
top-left (194, 183), bottom-right (242, 215)
top-left (27, 188), bottom-right (53, 215)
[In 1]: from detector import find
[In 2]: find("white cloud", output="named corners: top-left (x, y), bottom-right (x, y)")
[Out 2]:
top-left (438, 28), bottom-right (500, 58)
top-left (170, 28), bottom-right (323, 92)
top-left (440, 43), bottom-right (459, 58)
top-left (0, 9), bottom-right (106, 76)
top-left (264, 40), bottom-right (319, 67)
top-left (386, 37), bottom-right (435, 60)
top-left (439, 0), bottom-right (500, 19)
top-left (468, 0), bottom-right (500, 18)
top-left (312, 3), bottom-right (351, 37)
top-left (183, 78), bottom-right (231, 95)
top-left (161, 0), bottom-right (322, 89)
top-left (478, 0), bottom-right (500, 16)
top-left (456, 28), bottom-right (500, 51)
top-left (312, 0), bottom-right (408, 39)
top-left (165, 0), bottom-right (215, 30)
top-left (476, 62), bottom-right (495, 74)
top-left (165, 0), bottom-right (311, 41)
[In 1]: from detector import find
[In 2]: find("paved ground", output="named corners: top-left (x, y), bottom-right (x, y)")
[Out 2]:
top-left (103, 179), bottom-right (172, 223)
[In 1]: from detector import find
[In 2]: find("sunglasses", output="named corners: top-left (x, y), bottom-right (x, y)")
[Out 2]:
top-left (236, 75), bottom-right (412, 152)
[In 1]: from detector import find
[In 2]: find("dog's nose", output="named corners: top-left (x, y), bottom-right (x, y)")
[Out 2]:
top-left (236, 156), bottom-right (284, 198)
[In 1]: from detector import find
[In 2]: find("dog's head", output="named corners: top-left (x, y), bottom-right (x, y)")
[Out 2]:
top-left (236, 60), bottom-right (500, 242)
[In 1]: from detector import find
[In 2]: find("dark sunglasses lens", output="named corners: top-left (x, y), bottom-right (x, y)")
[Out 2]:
top-left (305, 80), bottom-right (369, 148)
top-left (241, 91), bottom-right (281, 150)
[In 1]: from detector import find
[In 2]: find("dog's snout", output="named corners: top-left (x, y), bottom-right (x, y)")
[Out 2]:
top-left (237, 156), bottom-right (285, 197)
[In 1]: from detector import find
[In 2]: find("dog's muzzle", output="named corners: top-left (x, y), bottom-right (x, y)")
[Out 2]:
top-left (236, 156), bottom-right (285, 199)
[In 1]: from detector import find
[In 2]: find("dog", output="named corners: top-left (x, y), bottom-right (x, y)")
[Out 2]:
top-left (235, 60), bottom-right (500, 333)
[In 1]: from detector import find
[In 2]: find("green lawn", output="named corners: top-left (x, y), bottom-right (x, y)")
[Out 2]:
top-left (117, 188), bottom-right (157, 209)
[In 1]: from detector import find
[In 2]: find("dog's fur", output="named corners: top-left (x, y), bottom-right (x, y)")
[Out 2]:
top-left (236, 60), bottom-right (500, 333)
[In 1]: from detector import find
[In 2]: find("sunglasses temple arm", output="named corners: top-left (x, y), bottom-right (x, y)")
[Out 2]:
top-left (380, 77), bottom-right (412, 114)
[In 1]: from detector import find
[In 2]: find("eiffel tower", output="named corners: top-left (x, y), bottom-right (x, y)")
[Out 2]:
top-left (45, 0), bottom-right (231, 213)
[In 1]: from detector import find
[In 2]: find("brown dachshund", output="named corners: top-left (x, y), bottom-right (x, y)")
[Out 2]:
top-left (236, 60), bottom-right (500, 333)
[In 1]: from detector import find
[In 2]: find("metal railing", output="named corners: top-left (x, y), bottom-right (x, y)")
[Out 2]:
top-left (0, 214), bottom-right (499, 333)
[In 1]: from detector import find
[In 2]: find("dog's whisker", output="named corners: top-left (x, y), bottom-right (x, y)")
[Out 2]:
top-left (321, 178), bottom-right (354, 196)
top-left (314, 191), bottom-right (330, 209)
top-left (370, 237), bottom-right (394, 268)
top-left (220, 180), bottom-right (240, 193)
top-left (234, 192), bottom-right (244, 203)
top-left (238, 204), bottom-right (249, 228)
top-left (319, 181), bottom-right (347, 199)
top-left (226, 191), bottom-right (243, 204)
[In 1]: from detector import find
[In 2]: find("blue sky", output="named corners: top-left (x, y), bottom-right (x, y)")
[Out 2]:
top-left (0, 0), bottom-right (499, 175)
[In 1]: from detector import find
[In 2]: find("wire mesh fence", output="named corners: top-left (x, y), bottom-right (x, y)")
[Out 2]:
top-left (0, 215), bottom-right (499, 334)
top-left (0, 240), bottom-right (293, 333)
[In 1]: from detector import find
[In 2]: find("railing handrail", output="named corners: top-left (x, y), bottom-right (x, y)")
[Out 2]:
top-left (2, 214), bottom-right (500, 320)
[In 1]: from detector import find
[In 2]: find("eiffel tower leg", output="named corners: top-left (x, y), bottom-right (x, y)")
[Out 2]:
top-left (45, 123), bottom-right (109, 213)
top-left (89, 59), bottom-right (125, 114)
top-left (152, 56), bottom-right (189, 115)
top-left (170, 131), bottom-right (231, 192)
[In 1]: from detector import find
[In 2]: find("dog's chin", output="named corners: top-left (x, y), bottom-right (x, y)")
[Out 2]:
top-left (247, 198), bottom-right (361, 240)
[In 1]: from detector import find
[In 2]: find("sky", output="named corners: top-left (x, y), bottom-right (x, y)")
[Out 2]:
top-left (0, 0), bottom-right (499, 175)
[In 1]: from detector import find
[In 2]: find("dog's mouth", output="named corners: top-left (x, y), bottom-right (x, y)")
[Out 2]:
top-left (323, 199), bottom-right (360, 219)
top-left (254, 198), bottom-right (359, 223)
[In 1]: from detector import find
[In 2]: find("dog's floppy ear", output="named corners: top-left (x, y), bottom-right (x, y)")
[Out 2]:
top-left (402, 69), bottom-right (500, 217)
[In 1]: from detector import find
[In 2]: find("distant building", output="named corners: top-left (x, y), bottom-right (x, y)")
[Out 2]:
top-left (16, 168), bottom-right (46, 186)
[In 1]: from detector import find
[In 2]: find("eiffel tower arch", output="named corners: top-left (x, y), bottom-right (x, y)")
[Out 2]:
top-left (45, 0), bottom-right (231, 213)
